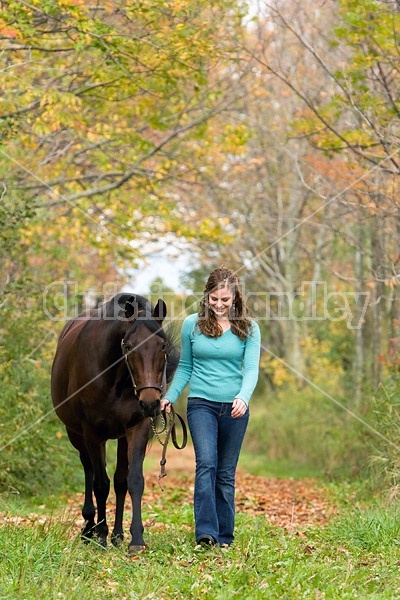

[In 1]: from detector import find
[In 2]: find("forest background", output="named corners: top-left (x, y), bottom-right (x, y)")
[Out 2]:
top-left (0, 0), bottom-right (399, 499)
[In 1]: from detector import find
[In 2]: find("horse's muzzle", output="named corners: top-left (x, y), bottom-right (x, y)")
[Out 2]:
top-left (138, 398), bottom-right (161, 418)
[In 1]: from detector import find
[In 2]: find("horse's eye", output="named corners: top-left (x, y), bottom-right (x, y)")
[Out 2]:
top-left (124, 342), bottom-right (133, 352)
top-left (160, 342), bottom-right (167, 353)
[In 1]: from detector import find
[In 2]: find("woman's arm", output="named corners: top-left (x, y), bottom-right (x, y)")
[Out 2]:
top-left (236, 321), bottom-right (261, 405)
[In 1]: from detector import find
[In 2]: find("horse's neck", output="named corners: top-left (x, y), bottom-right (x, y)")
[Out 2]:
top-left (58, 317), bottom-right (90, 346)
top-left (99, 319), bottom-right (131, 364)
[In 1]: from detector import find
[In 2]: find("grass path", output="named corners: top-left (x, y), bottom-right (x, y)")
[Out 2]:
top-left (1, 445), bottom-right (400, 599)
top-left (0, 443), bottom-right (335, 534)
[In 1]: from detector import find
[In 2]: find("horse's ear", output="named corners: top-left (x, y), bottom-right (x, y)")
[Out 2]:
top-left (124, 295), bottom-right (139, 320)
top-left (153, 299), bottom-right (167, 322)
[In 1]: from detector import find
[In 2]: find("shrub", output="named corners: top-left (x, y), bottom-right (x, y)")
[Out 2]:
top-left (246, 384), bottom-right (372, 479)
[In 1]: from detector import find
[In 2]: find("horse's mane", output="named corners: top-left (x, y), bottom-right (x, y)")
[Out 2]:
top-left (163, 322), bottom-right (180, 383)
top-left (103, 293), bottom-right (150, 319)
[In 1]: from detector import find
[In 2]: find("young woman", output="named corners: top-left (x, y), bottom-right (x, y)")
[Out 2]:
top-left (161, 266), bottom-right (261, 547)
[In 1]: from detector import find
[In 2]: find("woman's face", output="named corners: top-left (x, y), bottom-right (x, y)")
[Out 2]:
top-left (208, 286), bottom-right (234, 319)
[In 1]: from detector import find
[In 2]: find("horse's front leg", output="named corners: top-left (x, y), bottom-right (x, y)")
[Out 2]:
top-left (83, 429), bottom-right (110, 547)
top-left (126, 420), bottom-right (151, 554)
top-left (67, 428), bottom-right (96, 541)
top-left (111, 436), bottom-right (128, 546)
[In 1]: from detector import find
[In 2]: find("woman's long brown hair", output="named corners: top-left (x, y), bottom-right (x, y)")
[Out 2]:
top-left (197, 266), bottom-right (252, 340)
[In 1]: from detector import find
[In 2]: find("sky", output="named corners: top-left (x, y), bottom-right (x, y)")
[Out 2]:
top-left (122, 239), bottom-right (193, 294)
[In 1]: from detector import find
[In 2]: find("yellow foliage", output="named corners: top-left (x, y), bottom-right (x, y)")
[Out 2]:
top-left (301, 336), bottom-right (345, 386)
top-left (259, 354), bottom-right (296, 387)
top-left (260, 335), bottom-right (345, 389)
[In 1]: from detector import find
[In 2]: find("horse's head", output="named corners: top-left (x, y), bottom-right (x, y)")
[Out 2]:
top-left (122, 298), bottom-right (168, 418)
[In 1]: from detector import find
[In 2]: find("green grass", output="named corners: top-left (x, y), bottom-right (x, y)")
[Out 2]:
top-left (1, 481), bottom-right (400, 599)
top-left (239, 451), bottom-right (324, 479)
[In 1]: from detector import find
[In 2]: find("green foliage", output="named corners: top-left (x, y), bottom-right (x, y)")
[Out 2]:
top-left (246, 386), bottom-right (372, 479)
top-left (0, 195), bottom-right (35, 256)
top-left (289, 0), bottom-right (400, 167)
top-left (368, 375), bottom-right (400, 498)
top-left (0, 0), bottom-right (242, 384)
top-left (0, 288), bottom-right (81, 496)
top-left (0, 346), bottom-right (81, 496)
top-left (327, 505), bottom-right (400, 552)
top-left (0, 0), bottom-right (245, 235)
top-left (333, 0), bottom-right (400, 127)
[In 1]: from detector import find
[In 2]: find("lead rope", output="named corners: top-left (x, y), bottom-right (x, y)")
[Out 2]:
top-left (151, 406), bottom-right (187, 490)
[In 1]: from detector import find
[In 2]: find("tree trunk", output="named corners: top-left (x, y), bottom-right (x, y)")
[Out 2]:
top-left (353, 222), bottom-right (364, 408)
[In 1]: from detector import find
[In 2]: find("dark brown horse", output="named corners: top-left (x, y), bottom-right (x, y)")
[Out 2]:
top-left (51, 293), bottom-right (179, 553)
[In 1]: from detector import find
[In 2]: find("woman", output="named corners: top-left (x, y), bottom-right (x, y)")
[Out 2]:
top-left (161, 266), bottom-right (261, 547)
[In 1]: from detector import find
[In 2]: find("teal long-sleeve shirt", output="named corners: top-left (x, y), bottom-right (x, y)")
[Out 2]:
top-left (165, 313), bottom-right (261, 406)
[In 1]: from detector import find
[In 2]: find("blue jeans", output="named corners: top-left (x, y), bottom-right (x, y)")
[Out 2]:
top-left (187, 398), bottom-right (249, 546)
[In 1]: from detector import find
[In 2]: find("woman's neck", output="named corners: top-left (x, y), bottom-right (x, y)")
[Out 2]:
top-left (217, 317), bottom-right (231, 331)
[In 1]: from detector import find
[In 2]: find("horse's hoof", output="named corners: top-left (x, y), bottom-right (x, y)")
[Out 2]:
top-left (87, 537), bottom-right (108, 549)
top-left (82, 531), bottom-right (107, 549)
top-left (128, 544), bottom-right (146, 556)
top-left (81, 532), bottom-right (94, 544)
top-left (111, 533), bottom-right (124, 547)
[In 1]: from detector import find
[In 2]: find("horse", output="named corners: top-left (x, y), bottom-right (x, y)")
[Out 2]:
top-left (50, 293), bottom-right (179, 554)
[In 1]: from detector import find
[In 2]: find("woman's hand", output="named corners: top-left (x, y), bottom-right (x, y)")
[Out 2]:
top-left (160, 398), bottom-right (172, 413)
top-left (231, 398), bottom-right (247, 418)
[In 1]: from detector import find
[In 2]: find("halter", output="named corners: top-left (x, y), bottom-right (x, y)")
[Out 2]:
top-left (121, 339), bottom-right (167, 396)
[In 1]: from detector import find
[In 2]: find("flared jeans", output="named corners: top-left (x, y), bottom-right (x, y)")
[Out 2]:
top-left (187, 398), bottom-right (249, 546)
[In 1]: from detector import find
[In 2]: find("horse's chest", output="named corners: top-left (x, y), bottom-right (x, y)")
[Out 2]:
top-left (91, 395), bottom-right (141, 439)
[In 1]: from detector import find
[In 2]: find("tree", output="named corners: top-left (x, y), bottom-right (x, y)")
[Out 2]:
top-left (0, 0), bottom-right (249, 292)
top-left (0, 0), bottom-right (253, 493)
top-left (237, 0), bottom-right (400, 392)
